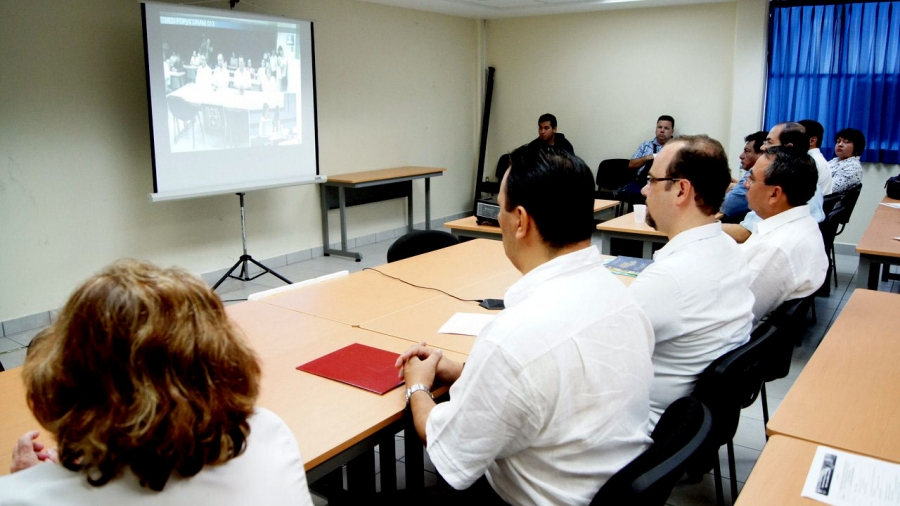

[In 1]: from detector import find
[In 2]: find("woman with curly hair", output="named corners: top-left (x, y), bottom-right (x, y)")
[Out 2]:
top-left (0, 260), bottom-right (312, 505)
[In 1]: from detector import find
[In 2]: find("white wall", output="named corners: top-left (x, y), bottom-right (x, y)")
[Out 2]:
top-left (0, 0), bottom-right (479, 322)
top-left (484, 3), bottom-right (739, 178)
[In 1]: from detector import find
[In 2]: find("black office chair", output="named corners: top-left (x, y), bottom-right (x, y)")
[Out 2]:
top-left (596, 158), bottom-right (632, 216)
top-left (387, 230), bottom-right (460, 263)
top-left (753, 298), bottom-right (807, 435)
top-left (591, 397), bottom-right (712, 505)
top-left (819, 183), bottom-right (862, 292)
top-left (689, 325), bottom-right (778, 505)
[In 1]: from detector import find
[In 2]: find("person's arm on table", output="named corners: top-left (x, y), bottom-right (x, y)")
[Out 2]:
top-left (403, 352), bottom-right (443, 445)
top-left (723, 223), bottom-right (751, 243)
top-left (11, 431), bottom-right (58, 473)
top-left (395, 342), bottom-right (464, 383)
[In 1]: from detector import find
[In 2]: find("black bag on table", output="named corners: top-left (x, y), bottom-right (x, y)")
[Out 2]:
top-left (886, 173), bottom-right (900, 199)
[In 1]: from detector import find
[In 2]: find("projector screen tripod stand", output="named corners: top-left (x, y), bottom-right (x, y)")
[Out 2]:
top-left (212, 192), bottom-right (291, 290)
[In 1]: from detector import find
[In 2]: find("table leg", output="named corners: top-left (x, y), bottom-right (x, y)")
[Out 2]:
top-left (642, 240), bottom-right (654, 259)
top-left (320, 185), bottom-right (330, 256)
top-left (345, 448), bottom-right (377, 497)
top-left (378, 431), bottom-right (397, 493)
top-left (857, 255), bottom-right (876, 290)
top-left (339, 187), bottom-right (349, 252)
top-left (425, 177), bottom-right (432, 230)
top-left (599, 233), bottom-right (611, 255)
top-left (404, 428), bottom-right (425, 490)
top-left (407, 184), bottom-right (414, 232)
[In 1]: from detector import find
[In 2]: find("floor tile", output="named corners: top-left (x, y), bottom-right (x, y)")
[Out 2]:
top-left (0, 347), bottom-right (27, 370)
top-left (6, 327), bottom-right (45, 347)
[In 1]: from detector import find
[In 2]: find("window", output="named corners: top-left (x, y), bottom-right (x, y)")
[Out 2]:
top-left (765, 1), bottom-right (900, 164)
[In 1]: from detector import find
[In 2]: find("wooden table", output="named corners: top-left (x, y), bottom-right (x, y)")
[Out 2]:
top-left (595, 212), bottom-right (668, 258)
top-left (735, 436), bottom-right (823, 505)
top-left (444, 199), bottom-right (620, 240)
top-left (258, 240), bottom-right (517, 326)
top-left (320, 166), bottom-right (446, 261)
top-left (0, 368), bottom-right (45, 476)
top-left (855, 197), bottom-right (900, 289)
top-left (226, 302), bottom-right (466, 487)
top-left (766, 289), bottom-right (900, 463)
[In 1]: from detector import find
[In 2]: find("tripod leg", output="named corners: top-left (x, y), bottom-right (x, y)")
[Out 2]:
top-left (246, 256), bottom-right (292, 285)
top-left (212, 257), bottom-right (247, 290)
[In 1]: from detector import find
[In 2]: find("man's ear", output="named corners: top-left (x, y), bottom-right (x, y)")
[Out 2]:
top-left (514, 205), bottom-right (531, 241)
top-left (769, 185), bottom-right (784, 205)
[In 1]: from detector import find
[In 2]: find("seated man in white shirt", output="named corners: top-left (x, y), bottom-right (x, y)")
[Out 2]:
top-left (798, 119), bottom-right (834, 195)
top-left (395, 145), bottom-right (655, 505)
top-left (741, 146), bottom-right (828, 324)
top-left (724, 121), bottom-right (826, 243)
top-left (629, 135), bottom-right (754, 429)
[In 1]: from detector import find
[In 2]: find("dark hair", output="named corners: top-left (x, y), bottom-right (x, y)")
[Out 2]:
top-left (762, 146), bottom-right (818, 206)
top-left (744, 131), bottom-right (767, 153)
top-left (504, 145), bottom-right (595, 248)
top-left (658, 115), bottom-right (675, 129)
top-left (665, 135), bottom-right (732, 215)
top-left (25, 260), bottom-right (261, 491)
top-left (798, 120), bottom-right (824, 148)
top-left (775, 122), bottom-right (810, 155)
top-left (538, 113), bottom-right (557, 128)
top-left (835, 128), bottom-right (866, 156)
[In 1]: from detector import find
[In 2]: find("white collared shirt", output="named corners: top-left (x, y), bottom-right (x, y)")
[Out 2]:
top-left (629, 222), bottom-right (754, 429)
top-left (426, 246), bottom-right (655, 506)
top-left (809, 148), bottom-right (834, 195)
top-left (740, 205), bottom-right (828, 324)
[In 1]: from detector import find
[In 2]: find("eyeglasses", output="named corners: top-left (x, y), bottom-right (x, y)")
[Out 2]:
top-left (646, 175), bottom-right (683, 185)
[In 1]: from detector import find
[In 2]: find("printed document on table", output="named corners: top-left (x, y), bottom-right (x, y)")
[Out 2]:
top-left (438, 313), bottom-right (495, 336)
top-left (801, 445), bottom-right (900, 505)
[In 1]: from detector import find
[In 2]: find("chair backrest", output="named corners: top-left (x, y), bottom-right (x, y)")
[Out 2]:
top-left (201, 103), bottom-right (227, 135)
top-left (592, 397), bottom-right (712, 505)
top-left (596, 158), bottom-right (632, 190)
top-left (691, 327), bottom-right (775, 446)
top-left (387, 230), bottom-right (460, 263)
top-left (833, 183), bottom-right (862, 234)
top-left (757, 297), bottom-right (806, 382)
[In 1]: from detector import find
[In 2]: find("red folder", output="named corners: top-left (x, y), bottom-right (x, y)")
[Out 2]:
top-left (296, 343), bottom-right (404, 394)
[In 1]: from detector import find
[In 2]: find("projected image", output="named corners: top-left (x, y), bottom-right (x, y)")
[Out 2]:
top-left (159, 12), bottom-right (303, 153)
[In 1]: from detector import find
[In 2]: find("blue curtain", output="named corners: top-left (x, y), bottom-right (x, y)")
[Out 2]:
top-left (765, 2), bottom-right (900, 164)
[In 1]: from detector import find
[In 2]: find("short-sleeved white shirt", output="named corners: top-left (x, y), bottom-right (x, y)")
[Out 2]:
top-left (629, 222), bottom-right (754, 429)
top-left (809, 148), bottom-right (834, 196)
top-left (0, 408), bottom-right (313, 506)
top-left (740, 205), bottom-right (828, 324)
top-left (426, 246), bottom-right (655, 506)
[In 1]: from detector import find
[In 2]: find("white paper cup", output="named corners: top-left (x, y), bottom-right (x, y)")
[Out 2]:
top-left (633, 204), bottom-right (647, 223)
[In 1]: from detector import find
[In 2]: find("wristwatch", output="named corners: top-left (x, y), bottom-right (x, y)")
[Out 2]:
top-left (405, 383), bottom-right (433, 404)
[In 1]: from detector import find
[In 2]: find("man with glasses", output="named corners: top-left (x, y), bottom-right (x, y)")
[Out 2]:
top-left (629, 135), bottom-right (754, 429)
top-left (724, 122), bottom-right (826, 243)
top-left (740, 146), bottom-right (827, 324)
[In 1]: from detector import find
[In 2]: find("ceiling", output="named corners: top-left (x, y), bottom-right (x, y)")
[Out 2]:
top-left (356, 0), bottom-right (734, 19)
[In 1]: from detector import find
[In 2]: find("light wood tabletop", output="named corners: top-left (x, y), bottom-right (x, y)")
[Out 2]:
top-left (594, 212), bottom-right (668, 258)
top-left (227, 301), bottom-right (467, 472)
top-left (373, 239), bottom-right (518, 290)
top-left (734, 436), bottom-right (824, 505)
top-left (257, 269), bottom-right (440, 326)
top-left (855, 197), bottom-right (900, 258)
top-left (766, 289), bottom-right (900, 463)
top-left (325, 166), bottom-right (446, 185)
top-left (855, 197), bottom-right (900, 288)
top-left (595, 212), bottom-right (667, 236)
top-left (0, 368), bottom-right (46, 476)
top-left (444, 200), bottom-right (621, 240)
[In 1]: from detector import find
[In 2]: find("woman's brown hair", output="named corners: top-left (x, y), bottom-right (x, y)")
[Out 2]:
top-left (23, 259), bottom-right (261, 491)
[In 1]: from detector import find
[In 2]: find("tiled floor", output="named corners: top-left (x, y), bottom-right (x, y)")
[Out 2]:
top-left (2, 236), bottom-right (898, 505)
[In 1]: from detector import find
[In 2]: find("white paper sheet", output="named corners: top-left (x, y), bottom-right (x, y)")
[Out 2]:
top-left (801, 445), bottom-right (900, 505)
top-left (879, 203), bottom-right (900, 210)
top-left (438, 313), bottom-right (496, 336)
